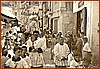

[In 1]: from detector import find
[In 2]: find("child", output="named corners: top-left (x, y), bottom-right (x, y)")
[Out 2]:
top-left (4, 46), bottom-right (29, 68)
top-left (21, 46), bottom-right (32, 68)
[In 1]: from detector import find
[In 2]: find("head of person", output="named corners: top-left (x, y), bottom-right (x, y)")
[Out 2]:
top-left (9, 30), bottom-right (12, 34)
top-left (6, 32), bottom-right (9, 36)
top-left (57, 32), bottom-right (62, 38)
top-left (83, 37), bottom-right (88, 43)
top-left (21, 25), bottom-right (26, 33)
top-left (33, 31), bottom-right (39, 40)
top-left (59, 37), bottom-right (64, 45)
top-left (80, 32), bottom-right (84, 38)
top-left (21, 46), bottom-right (27, 56)
top-left (13, 46), bottom-right (22, 58)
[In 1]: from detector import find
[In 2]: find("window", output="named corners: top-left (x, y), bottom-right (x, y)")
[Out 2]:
top-left (54, 18), bottom-right (58, 33)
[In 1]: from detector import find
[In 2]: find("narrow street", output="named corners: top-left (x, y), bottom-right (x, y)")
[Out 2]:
top-left (1, 1), bottom-right (99, 68)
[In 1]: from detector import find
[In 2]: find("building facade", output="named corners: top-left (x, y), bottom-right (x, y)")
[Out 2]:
top-left (73, 1), bottom-right (99, 65)
top-left (11, 1), bottom-right (40, 31)
top-left (49, 1), bottom-right (73, 36)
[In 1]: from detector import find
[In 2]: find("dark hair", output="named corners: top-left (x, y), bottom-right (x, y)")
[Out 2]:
top-left (13, 46), bottom-right (22, 54)
top-left (29, 46), bottom-right (34, 52)
top-left (8, 54), bottom-right (11, 58)
top-left (60, 37), bottom-right (64, 39)
top-left (59, 32), bottom-right (62, 35)
top-left (6, 32), bottom-right (8, 35)
top-left (84, 37), bottom-right (88, 42)
top-left (2, 47), bottom-right (7, 52)
top-left (52, 34), bottom-right (55, 38)
top-left (9, 30), bottom-right (12, 34)
top-left (22, 46), bottom-right (27, 51)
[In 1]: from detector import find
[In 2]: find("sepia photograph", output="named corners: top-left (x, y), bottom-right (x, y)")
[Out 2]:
top-left (1, 1), bottom-right (99, 68)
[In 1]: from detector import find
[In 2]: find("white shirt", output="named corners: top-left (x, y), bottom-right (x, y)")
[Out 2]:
top-left (68, 53), bottom-right (74, 66)
top-left (5, 58), bottom-right (29, 68)
top-left (70, 60), bottom-right (79, 68)
top-left (26, 37), bottom-right (32, 53)
top-left (34, 37), bottom-right (46, 51)
top-left (38, 36), bottom-right (46, 51)
top-left (83, 42), bottom-right (91, 52)
top-left (54, 43), bottom-right (70, 66)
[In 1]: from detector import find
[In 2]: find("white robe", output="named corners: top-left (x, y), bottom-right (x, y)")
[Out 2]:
top-left (30, 37), bottom-right (46, 67)
top-left (54, 43), bottom-right (70, 66)
top-left (21, 56), bottom-right (32, 68)
top-left (5, 58), bottom-right (29, 68)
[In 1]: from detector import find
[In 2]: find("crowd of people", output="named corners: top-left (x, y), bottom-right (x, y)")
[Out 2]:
top-left (1, 22), bottom-right (93, 68)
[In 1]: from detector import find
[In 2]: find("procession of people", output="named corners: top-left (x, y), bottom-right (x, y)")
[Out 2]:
top-left (1, 1), bottom-right (98, 68)
top-left (1, 22), bottom-right (93, 68)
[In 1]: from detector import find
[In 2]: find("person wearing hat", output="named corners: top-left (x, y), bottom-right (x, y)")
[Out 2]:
top-left (4, 46), bottom-right (29, 68)
top-left (54, 37), bottom-right (70, 68)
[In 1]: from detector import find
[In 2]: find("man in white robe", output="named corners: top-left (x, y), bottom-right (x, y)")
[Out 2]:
top-left (54, 37), bottom-right (70, 68)
top-left (30, 31), bottom-right (46, 68)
